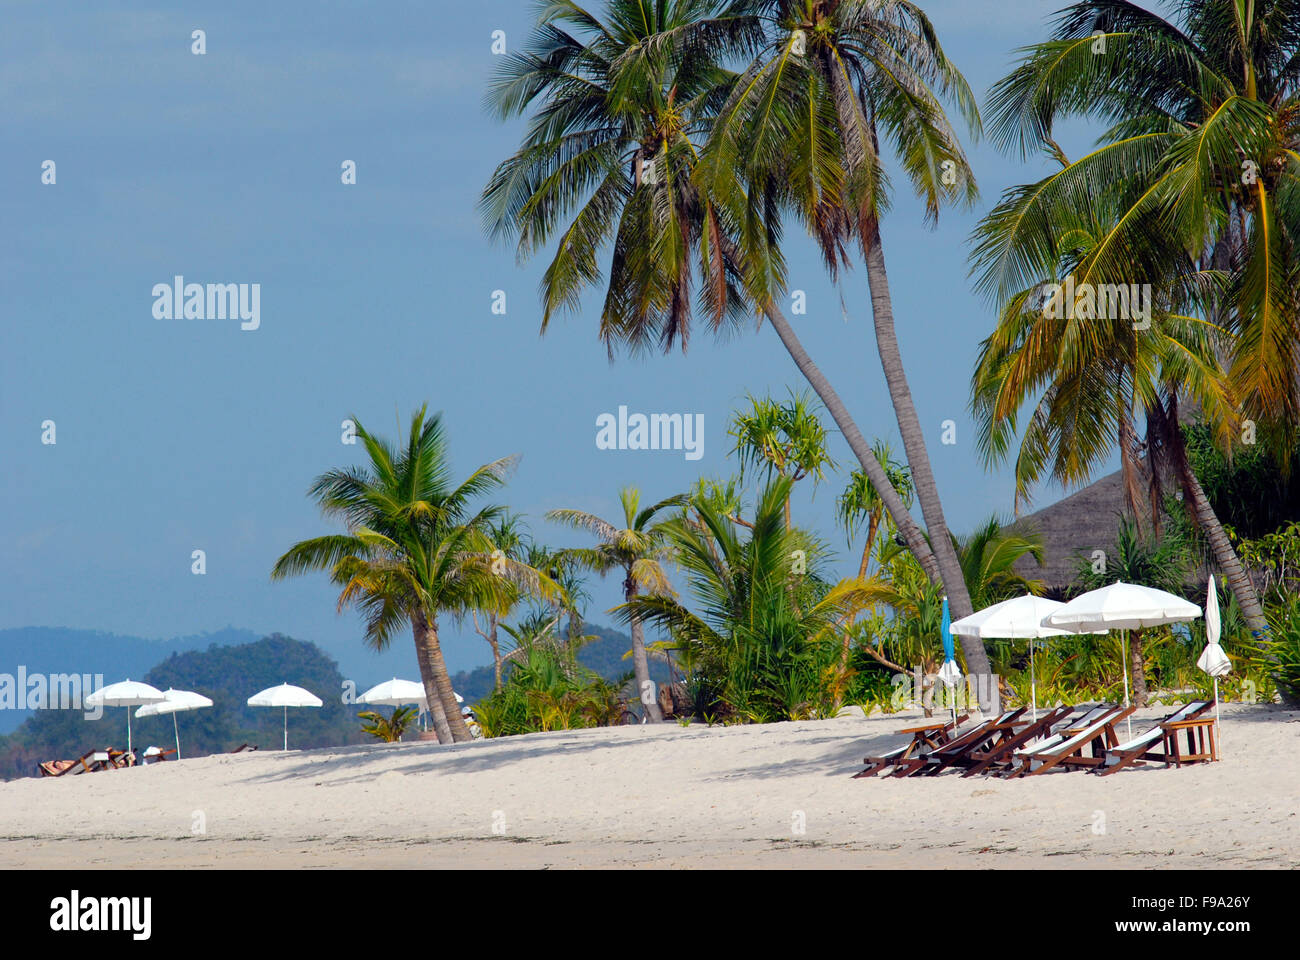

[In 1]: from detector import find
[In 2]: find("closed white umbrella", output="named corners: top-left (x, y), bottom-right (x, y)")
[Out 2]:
top-left (84, 679), bottom-right (166, 753)
top-left (247, 683), bottom-right (323, 751)
top-left (134, 689), bottom-right (213, 759)
top-left (1196, 576), bottom-right (1230, 754)
top-left (1045, 582), bottom-right (1202, 738)
top-left (951, 595), bottom-right (1107, 720)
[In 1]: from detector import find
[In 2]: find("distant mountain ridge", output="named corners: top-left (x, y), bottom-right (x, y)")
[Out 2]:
top-left (0, 626), bottom-right (260, 733)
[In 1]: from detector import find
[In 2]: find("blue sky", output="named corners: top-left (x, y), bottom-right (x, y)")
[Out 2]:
top-left (0, 0), bottom-right (1108, 679)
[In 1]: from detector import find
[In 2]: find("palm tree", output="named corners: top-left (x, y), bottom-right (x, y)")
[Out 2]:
top-left (969, 137), bottom-right (1276, 685)
top-left (547, 488), bottom-right (685, 721)
top-left (833, 441), bottom-right (912, 670)
top-left (475, 512), bottom-right (532, 690)
top-left (729, 390), bottom-right (834, 528)
top-left (698, 1), bottom-right (986, 638)
top-left (271, 408), bottom-right (555, 743)
top-left (479, 0), bottom-right (951, 687)
top-left (836, 441), bottom-right (913, 583)
top-left (622, 477), bottom-right (889, 719)
top-left (954, 517), bottom-right (1046, 609)
top-left (978, 0), bottom-right (1300, 671)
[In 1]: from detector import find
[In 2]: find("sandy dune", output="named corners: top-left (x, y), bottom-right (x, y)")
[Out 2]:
top-left (2, 702), bottom-right (1297, 869)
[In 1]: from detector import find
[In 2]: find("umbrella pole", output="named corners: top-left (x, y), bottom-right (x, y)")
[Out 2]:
top-left (1121, 631), bottom-right (1133, 740)
top-left (283, 706), bottom-right (288, 751)
top-left (173, 712), bottom-right (181, 760)
top-left (1214, 677), bottom-right (1222, 758)
top-left (127, 708), bottom-right (132, 754)
top-left (1030, 639), bottom-right (1037, 722)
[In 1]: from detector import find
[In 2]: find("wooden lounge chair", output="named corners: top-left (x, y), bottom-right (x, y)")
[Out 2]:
top-left (136, 746), bottom-right (177, 765)
top-left (894, 707), bottom-right (1028, 777)
top-left (37, 748), bottom-right (132, 777)
top-left (1094, 701), bottom-right (1217, 776)
top-left (954, 705), bottom-right (1078, 778)
top-left (1001, 705), bottom-right (1137, 777)
top-left (959, 703), bottom-right (1118, 778)
top-left (852, 714), bottom-right (969, 778)
top-left (231, 743), bottom-right (259, 753)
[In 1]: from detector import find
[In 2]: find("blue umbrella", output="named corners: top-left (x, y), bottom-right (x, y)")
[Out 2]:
top-left (937, 596), bottom-right (963, 720)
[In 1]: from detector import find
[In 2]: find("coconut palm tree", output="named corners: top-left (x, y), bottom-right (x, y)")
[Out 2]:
top-left (698, 0), bottom-right (985, 631)
top-left (836, 441), bottom-right (913, 582)
top-left (978, 0), bottom-right (1300, 684)
top-left (969, 138), bottom-right (1277, 680)
top-left (547, 488), bottom-right (686, 721)
top-left (729, 390), bottom-right (834, 528)
top-left (622, 477), bottom-right (889, 720)
top-left (833, 441), bottom-right (912, 670)
top-left (475, 512), bottom-right (532, 690)
top-left (271, 408), bottom-right (556, 743)
top-left (479, 0), bottom-right (951, 679)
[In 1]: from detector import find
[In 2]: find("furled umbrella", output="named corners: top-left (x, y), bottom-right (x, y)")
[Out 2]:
top-left (247, 683), bottom-right (323, 751)
top-left (84, 679), bottom-right (166, 754)
top-left (134, 689), bottom-right (213, 760)
top-left (1044, 582), bottom-right (1202, 738)
top-left (1196, 575), bottom-right (1231, 754)
top-left (951, 595), bottom-right (1107, 721)
top-left (936, 596), bottom-right (963, 725)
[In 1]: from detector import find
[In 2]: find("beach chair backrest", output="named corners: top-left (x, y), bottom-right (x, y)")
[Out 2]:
top-left (1041, 712), bottom-right (1119, 757)
top-left (1163, 700), bottom-right (1211, 725)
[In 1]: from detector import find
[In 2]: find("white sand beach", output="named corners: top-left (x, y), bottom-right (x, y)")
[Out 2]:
top-left (2, 703), bottom-right (1297, 869)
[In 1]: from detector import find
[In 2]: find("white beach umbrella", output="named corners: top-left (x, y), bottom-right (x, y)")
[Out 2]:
top-left (84, 679), bottom-right (166, 753)
top-left (134, 689), bottom-right (213, 760)
top-left (1045, 582), bottom-right (1202, 737)
top-left (357, 678), bottom-right (428, 706)
top-left (359, 678), bottom-right (429, 733)
top-left (247, 683), bottom-right (323, 751)
top-left (1196, 576), bottom-right (1230, 753)
top-left (951, 595), bottom-right (1107, 720)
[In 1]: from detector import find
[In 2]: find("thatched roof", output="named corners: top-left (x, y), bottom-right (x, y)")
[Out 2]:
top-left (1005, 471), bottom-right (1132, 593)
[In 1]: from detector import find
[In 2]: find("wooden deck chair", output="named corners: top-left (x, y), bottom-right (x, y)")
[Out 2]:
top-left (888, 708), bottom-right (1027, 778)
top-left (136, 746), bottom-right (177, 765)
top-left (959, 703), bottom-right (1118, 778)
top-left (955, 705), bottom-right (1078, 778)
top-left (852, 714), bottom-right (970, 778)
top-left (64, 749), bottom-right (128, 774)
top-left (1094, 701), bottom-right (1216, 776)
top-left (1002, 705), bottom-right (1137, 777)
top-left (231, 743), bottom-right (259, 753)
top-left (37, 751), bottom-right (97, 777)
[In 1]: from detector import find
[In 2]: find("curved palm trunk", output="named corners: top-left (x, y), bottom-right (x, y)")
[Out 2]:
top-left (627, 577), bottom-right (664, 722)
top-left (415, 610), bottom-right (472, 742)
top-left (861, 224), bottom-right (997, 708)
top-left (412, 612), bottom-right (454, 743)
top-left (757, 299), bottom-right (939, 578)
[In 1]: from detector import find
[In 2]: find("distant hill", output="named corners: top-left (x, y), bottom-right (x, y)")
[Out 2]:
top-left (0, 626), bottom-right (259, 733)
top-left (0, 634), bottom-right (365, 780)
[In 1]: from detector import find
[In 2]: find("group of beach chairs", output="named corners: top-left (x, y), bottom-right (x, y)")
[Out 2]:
top-left (36, 745), bottom-right (178, 777)
top-left (853, 700), bottom-right (1219, 779)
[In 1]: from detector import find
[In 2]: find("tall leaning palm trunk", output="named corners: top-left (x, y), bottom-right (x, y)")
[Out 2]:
top-left (862, 221), bottom-right (976, 625)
